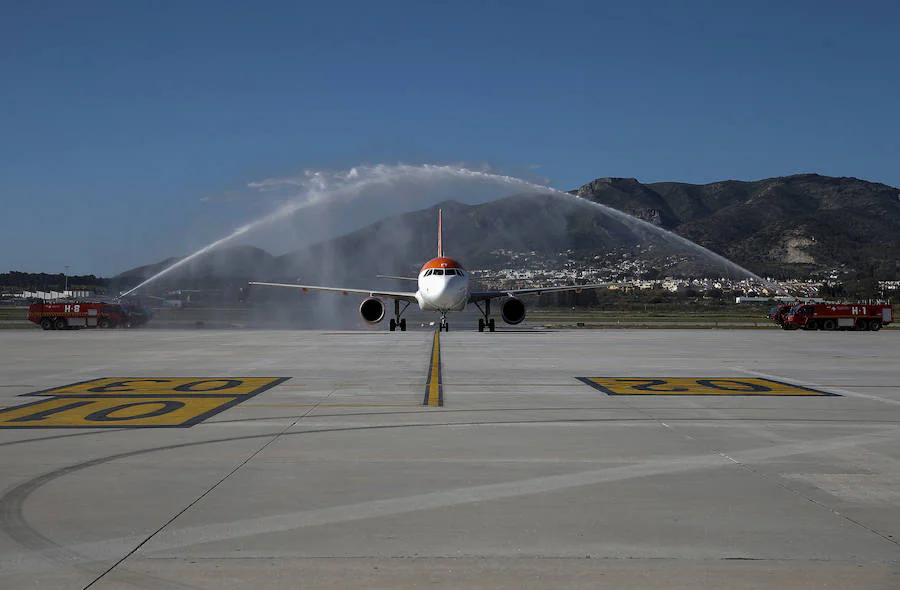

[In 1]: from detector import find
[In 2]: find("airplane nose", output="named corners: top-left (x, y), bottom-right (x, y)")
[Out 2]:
top-left (438, 278), bottom-right (465, 307)
top-left (432, 281), bottom-right (448, 298)
top-left (427, 279), bottom-right (453, 305)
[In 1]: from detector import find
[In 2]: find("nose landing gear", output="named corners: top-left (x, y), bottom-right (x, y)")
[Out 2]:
top-left (439, 311), bottom-right (449, 332)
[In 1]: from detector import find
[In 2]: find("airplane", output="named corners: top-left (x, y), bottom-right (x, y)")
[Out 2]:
top-left (249, 210), bottom-right (612, 332)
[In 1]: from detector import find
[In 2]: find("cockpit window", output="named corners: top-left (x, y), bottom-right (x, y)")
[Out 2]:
top-left (424, 269), bottom-right (432, 276)
top-left (445, 269), bottom-right (456, 275)
top-left (433, 269), bottom-right (444, 275)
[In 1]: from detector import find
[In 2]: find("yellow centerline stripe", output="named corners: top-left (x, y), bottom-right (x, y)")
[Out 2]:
top-left (424, 330), bottom-right (443, 407)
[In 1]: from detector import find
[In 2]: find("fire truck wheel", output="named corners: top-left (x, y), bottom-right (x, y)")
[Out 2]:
top-left (871, 320), bottom-right (882, 332)
top-left (821, 319), bottom-right (836, 331)
top-left (40, 318), bottom-right (53, 330)
top-left (99, 318), bottom-right (111, 329)
top-left (54, 318), bottom-right (68, 330)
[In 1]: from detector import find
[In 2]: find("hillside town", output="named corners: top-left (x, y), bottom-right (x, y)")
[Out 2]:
top-left (469, 248), bottom-right (900, 301)
top-left (2, 246), bottom-right (898, 305)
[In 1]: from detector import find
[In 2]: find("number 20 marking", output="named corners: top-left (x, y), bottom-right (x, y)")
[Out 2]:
top-left (576, 377), bottom-right (835, 396)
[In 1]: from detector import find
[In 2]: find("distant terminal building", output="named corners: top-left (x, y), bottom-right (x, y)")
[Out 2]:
top-left (17, 290), bottom-right (95, 301)
top-left (735, 296), bottom-right (824, 304)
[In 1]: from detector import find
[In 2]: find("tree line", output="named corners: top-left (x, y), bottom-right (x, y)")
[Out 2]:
top-left (0, 272), bottom-right (110, 291)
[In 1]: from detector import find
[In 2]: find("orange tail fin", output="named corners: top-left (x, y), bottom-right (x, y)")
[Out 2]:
top-left (437, 209), bottom-right (443, 258)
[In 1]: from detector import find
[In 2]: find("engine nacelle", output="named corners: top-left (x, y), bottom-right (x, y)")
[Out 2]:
top-left (359, 297), bottom-right (386, 325)
top-left (501, 297), bottom-right (526, 325)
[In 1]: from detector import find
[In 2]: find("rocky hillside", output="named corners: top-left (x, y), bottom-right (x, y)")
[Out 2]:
top-left (575, 174), bottom-right (900, 277)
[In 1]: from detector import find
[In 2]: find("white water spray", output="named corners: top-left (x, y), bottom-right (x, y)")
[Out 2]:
top-left (121, 163), bottom-right (781, 297)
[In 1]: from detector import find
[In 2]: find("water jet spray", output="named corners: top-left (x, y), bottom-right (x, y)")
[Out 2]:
top-left (120, 164), bottom-right (784, 298)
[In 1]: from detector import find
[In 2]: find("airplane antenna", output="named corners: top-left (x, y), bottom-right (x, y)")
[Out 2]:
top-left (437, 209), bottom-right (443, 258)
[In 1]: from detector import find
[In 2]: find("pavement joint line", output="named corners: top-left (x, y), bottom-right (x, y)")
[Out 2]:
top-left (618, 369), bottom-right (900, 550)
top-left (0, 428), bottom-right (131, 448)
top-left (80, 387), bottom-right (339, 589)
top-left (720, 444), bottom-right (900, 549)
top-left (243, 403), bottom-right (421, 408)
top-left (2, 427), bottom-right (898, 575)
top-left (93, 430), bottom-right (900, 556)
top-left (433, 383), bottom-right (586, 387)
top-left (734, 367), bottom-right (900, 407)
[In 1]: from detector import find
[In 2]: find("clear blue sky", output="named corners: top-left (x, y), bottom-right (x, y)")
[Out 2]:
top-left (2, 0), bottom-right (898, 276)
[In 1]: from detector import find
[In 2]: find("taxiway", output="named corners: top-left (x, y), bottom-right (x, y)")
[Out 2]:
top-left (1, 328), bottom-right (898, 589)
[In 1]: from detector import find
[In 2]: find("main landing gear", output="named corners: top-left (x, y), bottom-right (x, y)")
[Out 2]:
top-left (389, 300), bottom-right (409, 332)
top-left (474, 300), bottom-right (496, 332)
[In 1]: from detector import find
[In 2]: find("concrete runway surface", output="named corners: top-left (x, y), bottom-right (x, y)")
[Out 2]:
top-left (0, 328), bottom-right (898, 589)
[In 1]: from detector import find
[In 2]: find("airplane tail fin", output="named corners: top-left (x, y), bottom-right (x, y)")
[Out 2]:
top-left (437, 208), bottom-right (443, 258)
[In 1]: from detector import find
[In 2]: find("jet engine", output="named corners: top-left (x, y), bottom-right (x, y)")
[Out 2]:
top-left (501, 297), bottom-right (526, 325)
top-left (359, 297), bottom-right (386, 325)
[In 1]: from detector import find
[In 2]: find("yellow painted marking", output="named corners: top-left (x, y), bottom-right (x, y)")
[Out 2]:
top-left (32, 377), bottom-right (284, 397)
top-left (579, 377), bottom-right (835, 396)
top-left (2, 377), bottom-right (290, 428)
top-left (0, 396), bottom-right (241, 428)
top-left (424, 331), bottom-right (443, 407)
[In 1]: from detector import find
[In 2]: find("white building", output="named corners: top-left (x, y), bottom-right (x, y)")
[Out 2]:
top-left (18, 290), bottom-right (94, 300)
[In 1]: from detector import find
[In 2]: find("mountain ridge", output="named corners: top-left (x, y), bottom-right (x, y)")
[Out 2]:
top-left (113, 173), bottom-right (900, 289)
top-left (575, 173), bottom-right (900, 277)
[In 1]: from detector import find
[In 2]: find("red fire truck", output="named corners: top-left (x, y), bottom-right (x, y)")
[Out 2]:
top-left (781, 302), bottom-right (893, 331)
top-left (27, 302), bottom-right (138, 330)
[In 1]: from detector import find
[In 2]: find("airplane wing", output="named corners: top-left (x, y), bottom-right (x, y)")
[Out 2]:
top-left (249, 281), bottom-right (418, 303)
top-left (375, 274), bottom-right (419, 282)
top-left (468, 283), bottom-right (615, 303)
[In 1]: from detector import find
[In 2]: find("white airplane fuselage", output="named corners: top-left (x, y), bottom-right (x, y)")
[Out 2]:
top-left (415, 257), bottom-right (470, 312)
top-left (247, 208), bottom-right (609, 332)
